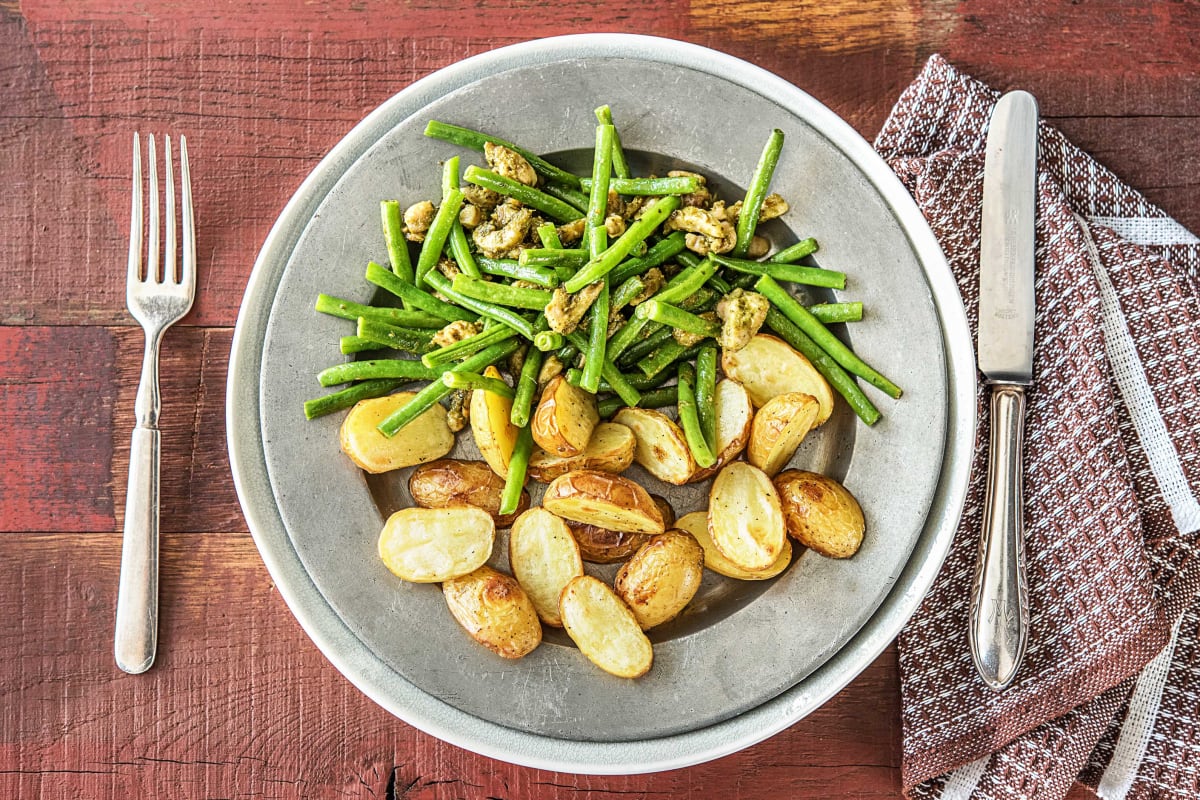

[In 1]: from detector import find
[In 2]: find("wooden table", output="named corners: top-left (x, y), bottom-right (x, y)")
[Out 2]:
top-left (3, 1), bottom-right (1196, 797)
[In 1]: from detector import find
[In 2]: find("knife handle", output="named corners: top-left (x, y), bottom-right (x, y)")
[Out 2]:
top-left (969, 383), bottom-right (1030, 690)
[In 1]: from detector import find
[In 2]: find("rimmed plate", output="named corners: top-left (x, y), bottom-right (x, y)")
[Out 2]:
top-left (228, 34), bottom-right (975, 773)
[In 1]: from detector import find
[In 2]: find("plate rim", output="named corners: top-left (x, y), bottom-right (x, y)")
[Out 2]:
top-left (227, 33), bottom-right (976, 774)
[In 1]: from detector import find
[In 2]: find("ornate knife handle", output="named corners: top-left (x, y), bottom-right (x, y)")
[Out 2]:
top-left (969, 383), bottom-right (1030, 690)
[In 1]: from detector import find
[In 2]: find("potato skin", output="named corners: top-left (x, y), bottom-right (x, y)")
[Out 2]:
top-left (527, 422), bottom-right (635, 483)
top-left (569, 496), bottom-right (675, 564)
top-left (773, 470), bottom-right (865, 558)
top-left (747, 392), bottom-right (821, 477)
top-left (408, 459), bottom-right (529, 527)
top-left (442, 566), bottom-right (542, 659)
top-left (615, 529), bottom-right (705, 629)
top-left (613, 407), bottom-right (696, 485)
top-left (531, 374), bottom-right (599, 457)
top-left (543, 470), bottom-right (666, 535)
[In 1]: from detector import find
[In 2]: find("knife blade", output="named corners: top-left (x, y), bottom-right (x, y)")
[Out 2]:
top-left (969, 90), bottom-right (1038, 690)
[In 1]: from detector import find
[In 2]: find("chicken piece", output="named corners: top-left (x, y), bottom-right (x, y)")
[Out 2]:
top-left (684, 225), bottom-right (737, 256)
top-left (747, 235), bottom-right (770, 258)
top-left (546, 280), bottom-right (604, 335)
top-left (473, 205), bottom-right (535, 259)
top-left (670, 170), bottom-right (712, 208)
top-left (446, 389), bottom-right (470, 432)
top-left (458, 203), bottom-right (486, 229)
top-left (604, 214), bottom-right (626, 238)
top-left (484, 142), bottom-right (538, 187)
top-left (629, 267), bottom-right (665, 306)
top-left (462, 184), bottom-right (501, 211)
top-left (716, 289), bottom-right (770, 352)
top-left (556, 218), bottom-right (586, 246)
top-left (508, 344), bottom-right (528, 378)
top-left (605, 189), bottom-right (623, 217)
top-left (758, 193), bottom-right (789, 221)
top-left (666, 206), bottom-right (726, 239)
top-left (436, 257), bottom-right (461, 281)
top-left (620, 195), bottom-right (646, 220)
top-left (431, 320), bottom-right (481, 349)
top-left (403, 201), bottom-right (436, 243)
top-left (673, 312), bottom-right (718, 347)
top-left (537, 354), bottom-right (564, 387)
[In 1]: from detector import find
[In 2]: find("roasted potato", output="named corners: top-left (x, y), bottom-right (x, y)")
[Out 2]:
top-left (774, 470), bottom-right (865, 558)
top-left (560, 575), bottom-right (654, 678)
top-left (614, 529), bottom-right (705, 629)
top-left (543, 470), bottom-right (666, 535)
top-left (531, 374), bottom-right (599, 457)
top-left (340, 392), bottom-right (454, 473)
top-left (470, 365), bottom-right (519, 478)
top-left (708, 461), bottom-right (787, 572)
top-left (675, 510), bottom-right (793, 580)
top-left (721, 334), bottom-right (834, 424)
top-left (568, 495), bottom-right (675, 563)
top-left (508, 508), bottom-right (584, 626)
top-left (408, 459), bottom-right (529, 527)
top-left (613, 407), bottom-right (696, 485)
top-left (747, 392), bottom-right (822, 476)
top-left (528, 421), bottom-right (635, 483)
top-left (442, 565), bottom-right (542, 659)
top-left (687, 378), bottom-right (754, 483)
top-left (378, 506), bottom-right (495, 583)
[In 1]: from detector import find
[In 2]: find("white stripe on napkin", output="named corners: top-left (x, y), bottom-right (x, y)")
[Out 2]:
top-left (1096, 617), bottom-right (1184, 800)
top-left (1088, 215), bottom-right (1200, 247)
top-left (939, 754), bottom-right (990, 800)
top-left (1076, 214), bottom-right (1200, 535)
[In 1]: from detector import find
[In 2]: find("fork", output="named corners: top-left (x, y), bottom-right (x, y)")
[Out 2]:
top-left (114, 133), bottom-right (196, 674)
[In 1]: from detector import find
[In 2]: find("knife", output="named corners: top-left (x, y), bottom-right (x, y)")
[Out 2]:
top-left (969, 90), bottom-right (1038, 690)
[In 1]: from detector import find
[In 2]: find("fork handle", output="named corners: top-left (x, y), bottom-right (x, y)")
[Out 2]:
top-left (115, 425), bottom-right (160, 674)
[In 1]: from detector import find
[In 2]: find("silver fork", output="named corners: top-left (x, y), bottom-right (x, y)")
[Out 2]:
top-left (115, 133), bottom-right (196, 674)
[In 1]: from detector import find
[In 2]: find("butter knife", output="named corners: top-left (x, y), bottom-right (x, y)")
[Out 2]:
top-left (969, 90), bottom-right (1038, 690)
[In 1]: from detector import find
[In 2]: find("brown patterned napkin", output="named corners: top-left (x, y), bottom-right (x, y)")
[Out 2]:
top-left (874, 55), bottom-right (1200, 800)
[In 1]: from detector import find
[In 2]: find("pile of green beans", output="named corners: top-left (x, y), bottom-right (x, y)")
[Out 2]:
top-left (305, 106), bottom-right (902, 505)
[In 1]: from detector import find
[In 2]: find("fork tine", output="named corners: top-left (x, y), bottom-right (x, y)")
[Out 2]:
top-left (146, 134), bottom-right (160, 283)
top-left (164, 136), bottom-right (176, 285)
top-left (127, 132), bottom-right (143, 290)
top-left (179, 135), bottom-right (196, 297)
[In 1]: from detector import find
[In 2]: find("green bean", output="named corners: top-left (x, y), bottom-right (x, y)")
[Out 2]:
top-left (499, 424), bottom-right (534, 516)
top-left (579, 176), bottom-right (700, 195)
top-left (639, 341), bottom-right (703, 379)
top-left (586, 224), bottom-right (607, 264)
top-left (441, 158), bottom-right (482, 280)
top-left (615, 325), bottom-right (676, 368)
top-left (712, 254), bottom-right (845, 290)
top-left (423, 120), bottom-right (581, 188)
top-left (541, 182), bottom-right (590, 213)
top-left (565, 367), bottom-right (673, 393)
top-left (364, 262), bottom-right (477, 323)
top-left (450, 274), bottom-right (552, 311)
top-left (676, 363), bottom-right (717, 468)
top-left (475, 256), bottom-right (558, 288)
top-left (380, 200), bottom-right (416, 287)
top-left (534, 330), bottom-right (564, 352)
top-left (610, 276), bottom-right (645, 314)
top-left (537, 223), bottom-right (563, 249)
top-left (563, 196), bottom-right (682, 293)
top-left (340, 335), bottom-right (379, 355)
top-left (598, 386), bottom-right (677, 418)
top-left (768, 237), bottom-right (819, 264)
top-left (355, 317), bottom-right (437, 355)
top-left (564, 331), bottom-right (640, 407)
top-left (519, 248), bottom-right (589, 270)
top-left (732, 129), bottom-right (785, 257)
top-left (810, 302), bottom-right (863, 324)
top-left (587, 124), bottom-right (615, 260)
top-left (421, 324), bottom-right (517, 368)
top-left (414, 188), bottom-right (464, 288)
top-left (605, 314), bottom-right (653, 362)
top-left (441, 370), bottom-right (515, 399)
top-left (555, 343), bottom-right (579, 366)
top-left (424, 271), bottom-right (535, 340)
top-left (706, 273), bottom-right (732, 295)
top-left (463, 165), bottom-right (583, 222)
top-left (609, 231), bottom-right (688, 285)
top-left (510, 345), bottom-right (543, 427)
top-left (376, 339), bottom-right (520, 437)
top-left (756, 275), bottom-right (901, 398)
top-left (695, 344), bottom-right (718, 452)
top-left (638, 300), bottom-right (721, 338)
top-left (764, 308), bottom-right (880, 425)
top-left (314, 294), bottom-right (445, 328)
top-left (303, 379), bottom-right (402, 420)
top-left (654, 257), bottom-right (718, 304)
top-left (594, 105), bottom-right (631, 180)
top-left (317, 358), bottom-right (439, 388)
top-left (579, 277), bottom-right (609, 393)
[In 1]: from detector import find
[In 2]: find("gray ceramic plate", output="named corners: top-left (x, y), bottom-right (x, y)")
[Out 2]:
top-left (228, 34), bottom-right (976, 772)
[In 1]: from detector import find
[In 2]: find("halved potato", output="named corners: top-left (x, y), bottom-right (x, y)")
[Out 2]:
top-left (676, 510), bottom-right (793, 580)
top-left (470, 365), bottom-right (519, 478)
top-left (708, 462), bottom-right (786, 571)
top-left (442, 565), bottom-right (542, 659)
top-left (528, 422), bottom-right (635, 483)
top-left (542, 470), bottom-right (665, 534)
top-left (531, 374), bottom-right (599, 458)
top-left (614, 530), bottom-right (705, 629)
top-left (408, 459), bottom-right (529, 527)
top-left (560, 575), bottom-right (653, 678)
top-left (378, 506), bottom-right (494, 583)
top-left (340, 391), bottom-right (454, 473)
top-left (508, 508), bottom-right (583, 626)
top-left (774, 470), bottom-right (866, 558)
top-left (721, 334), bottom-right (834, 424)
top-left (687, 379), bottom-right (755, 483)
top-left (613, 407), bottom-right (696, 485)
top-left (568, 495), bottom-right (673, 564)
top-left (748, 392), bottom-right (822, 476)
